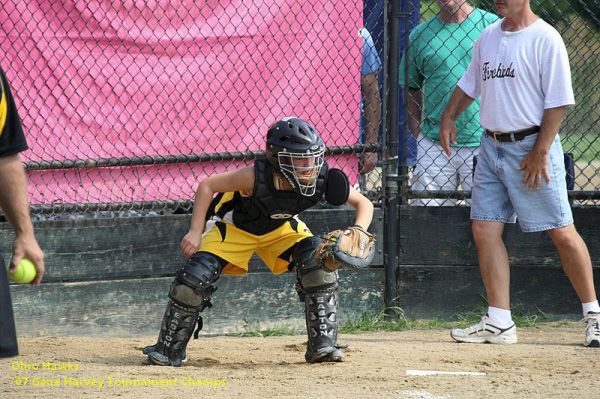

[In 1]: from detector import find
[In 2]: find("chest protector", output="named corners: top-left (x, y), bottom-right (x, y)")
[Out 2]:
top-left (229, 159), bottom-right (328, 235)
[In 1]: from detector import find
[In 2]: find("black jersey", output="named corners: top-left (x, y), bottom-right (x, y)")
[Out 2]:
top-left (0, 67), bottom-right (27, 157)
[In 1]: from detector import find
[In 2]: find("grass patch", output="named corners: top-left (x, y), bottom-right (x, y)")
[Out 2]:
top-left (237, 303), bottom-right (578, 338)
top-left (340, 307), bottom-right (408, 333)
top-left (341, 300), bottom-right (575, 334)
top-left (239, 320), bottom-right (298, 337)
top-left (340, 307), bottom-right (453, 333)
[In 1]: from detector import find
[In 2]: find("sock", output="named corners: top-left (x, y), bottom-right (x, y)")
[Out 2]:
top-left (582, 300), bottom-right (600, 316)
top-left (487, 306), bottom-right (512, 326)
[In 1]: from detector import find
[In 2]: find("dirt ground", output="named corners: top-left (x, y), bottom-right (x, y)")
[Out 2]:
top-left (2, 324), bottom-right (599, 399)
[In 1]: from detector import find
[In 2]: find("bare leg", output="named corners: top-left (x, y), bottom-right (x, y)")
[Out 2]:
top-left (472, 220), bottom-right (511, 310)
top-left (450, 221), bottom-right (517, 344)
top-left (548, 224), bottom-right (597, 303)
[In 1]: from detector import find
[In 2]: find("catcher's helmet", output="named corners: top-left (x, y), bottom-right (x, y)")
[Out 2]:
top-left (266, 117), bottom-right (325, 196)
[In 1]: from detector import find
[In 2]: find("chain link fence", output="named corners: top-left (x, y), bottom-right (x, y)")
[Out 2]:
top-left (1, 1), bottom-right (599, 218)
top-left (394, 0), bottom-right (600, 206)
top-left (1, 0), bottom-right (374, 219)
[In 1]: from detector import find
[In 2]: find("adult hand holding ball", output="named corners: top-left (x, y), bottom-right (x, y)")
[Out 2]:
top-left (7, 258), bottom-right (37, 284)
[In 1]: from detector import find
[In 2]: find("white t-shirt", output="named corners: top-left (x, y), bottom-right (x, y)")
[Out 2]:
top-left (458, 18), bottom-right (575, 132)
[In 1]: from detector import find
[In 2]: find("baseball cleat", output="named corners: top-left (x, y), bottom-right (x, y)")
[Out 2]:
top-left (146, 351), bottom-right (186, 367)
top-left (305, 346), bottom-right (345, 363)
top-left (451, 315), bottom-right (517, 344)
top-left (581, 311), bottom-right (600, 347)
top-left (143, 344), bottom-right (188, 366)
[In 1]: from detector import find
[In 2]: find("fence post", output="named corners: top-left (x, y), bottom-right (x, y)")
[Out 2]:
top-left (382, 0), bottom-right (404, 317)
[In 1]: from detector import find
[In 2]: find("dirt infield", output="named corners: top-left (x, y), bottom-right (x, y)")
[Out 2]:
top-left (2, 325), bottom-right (598, 398)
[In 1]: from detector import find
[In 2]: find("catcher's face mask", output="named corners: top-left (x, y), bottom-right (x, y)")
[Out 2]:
top-left (278, 147), bottom-right (325, 196)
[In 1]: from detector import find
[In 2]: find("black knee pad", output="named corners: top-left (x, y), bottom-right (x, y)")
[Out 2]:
top-left (293, 237), bottom-right (338, 295)
top-left (292, 236), bottom-right (322, 274)
top-left (169, 252), bottom-right (225, 310)
top-left (299, 268), bottom-right (339, 293)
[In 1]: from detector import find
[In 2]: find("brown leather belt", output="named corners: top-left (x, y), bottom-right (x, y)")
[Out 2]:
top-left (485, 126), bottom-right (540, 142)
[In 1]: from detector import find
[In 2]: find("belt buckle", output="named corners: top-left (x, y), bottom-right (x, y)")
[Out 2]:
top-left (492, 132), bottom-right (499, 141)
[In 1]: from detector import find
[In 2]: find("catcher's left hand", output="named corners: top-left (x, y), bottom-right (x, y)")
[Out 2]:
top-left (315, 225), bottom-right (376, 272)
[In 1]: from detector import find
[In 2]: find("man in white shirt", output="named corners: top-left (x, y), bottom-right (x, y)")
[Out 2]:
top-left (440, 0), bottom-right (600, 347)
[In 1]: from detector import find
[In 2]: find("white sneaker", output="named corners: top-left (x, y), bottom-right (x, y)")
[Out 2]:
top-left (581, 312), bottom-right (600, 347)
top-left (451, 315), bottom-right (518, 344)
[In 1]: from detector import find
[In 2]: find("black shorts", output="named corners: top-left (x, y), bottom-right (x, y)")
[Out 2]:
top-left (0, 254), bottom-right (18, 357)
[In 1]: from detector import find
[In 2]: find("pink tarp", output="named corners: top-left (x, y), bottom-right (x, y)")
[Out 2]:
top-left (0, 1), bottom-right (361, 204)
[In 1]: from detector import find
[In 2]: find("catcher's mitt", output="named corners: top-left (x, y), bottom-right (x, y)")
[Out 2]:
top-left (315, 225), bottom-right (376, 272)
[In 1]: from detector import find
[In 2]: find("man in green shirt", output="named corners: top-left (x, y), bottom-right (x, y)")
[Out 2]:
top-left (400, 0), bottom-right (499, 205)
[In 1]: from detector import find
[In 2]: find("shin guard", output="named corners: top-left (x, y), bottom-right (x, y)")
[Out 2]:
top-left (293, 237), bottom-right (344, 363)
top-left (304, 290), bottom-right (344, 363)
top-left (145, 297), bottom-right (201, 366)
top-left (145, 253), bottom-right (223, 366)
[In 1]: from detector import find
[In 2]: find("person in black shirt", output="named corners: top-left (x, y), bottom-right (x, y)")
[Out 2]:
top-left (0, 66), bottom-right (45, 358)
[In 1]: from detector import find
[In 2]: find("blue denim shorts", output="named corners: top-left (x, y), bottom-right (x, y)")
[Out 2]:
top-left (470, 132), bottom-right (573, 232)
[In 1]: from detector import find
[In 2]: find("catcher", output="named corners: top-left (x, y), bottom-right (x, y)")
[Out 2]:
top-left (144, 117), bottom-right (375, 366)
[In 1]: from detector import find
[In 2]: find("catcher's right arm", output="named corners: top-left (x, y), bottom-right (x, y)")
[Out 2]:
top-left (315, 225), bottom-right (376, 272)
